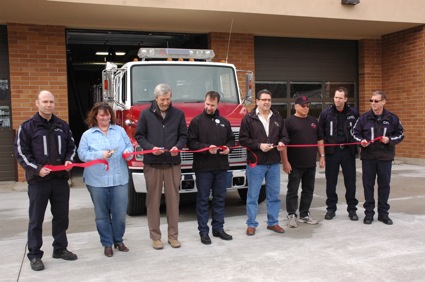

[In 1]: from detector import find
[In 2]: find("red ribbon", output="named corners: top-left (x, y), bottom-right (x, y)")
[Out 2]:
top-left (44, 159), bottom-right (109, 172)
top-left (122, 137), bottom-right (383, 168)
top-left (281, 136), bottom-right (382, 148)
top-left (122, 145), bottom-right (259, 167)
top-left (44, 137), bottom-right (382, 172)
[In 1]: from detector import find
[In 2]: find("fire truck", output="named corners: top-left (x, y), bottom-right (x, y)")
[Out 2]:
top-left (101, 48), bottom-right (266, 215)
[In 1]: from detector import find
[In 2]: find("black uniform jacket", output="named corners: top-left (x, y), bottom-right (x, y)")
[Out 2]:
top-left (318, 103), bottom-right (359, 156)
top-left (14, 113), bottom-right (76, 182)
top-left (187, 109), bottom-right (235, 172)
top-left (352, 108), bottom-right (404, 161)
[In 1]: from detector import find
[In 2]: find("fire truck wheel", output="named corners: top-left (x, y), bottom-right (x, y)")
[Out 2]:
top-left (126, 173), bottom-right (146, 216)
top-left (237, 185), bottom-right (266, 204)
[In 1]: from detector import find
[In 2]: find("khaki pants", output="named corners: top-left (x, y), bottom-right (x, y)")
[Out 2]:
top-left (144, 164), bottom-right (181, 240)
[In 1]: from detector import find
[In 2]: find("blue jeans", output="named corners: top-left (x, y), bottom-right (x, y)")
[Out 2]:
top-left (286, 167), bottom-right (316, 218)
top-left (87, 184), bottom-right (128, 247)
top-left (246, 163), bottom-right (281, 228)
top-left (361, 159), bottom-right (392, 217)
top-left (195, 170), bottom-right (227, 235)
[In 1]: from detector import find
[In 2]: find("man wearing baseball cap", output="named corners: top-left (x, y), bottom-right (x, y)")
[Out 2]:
top-left (281, 95), bottom-right (325, 228)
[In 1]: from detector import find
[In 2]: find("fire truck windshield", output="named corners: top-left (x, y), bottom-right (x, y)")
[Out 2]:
top-left (130, 64), bottom-right (239, 104)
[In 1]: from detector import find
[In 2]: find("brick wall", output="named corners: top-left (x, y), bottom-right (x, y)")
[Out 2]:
top-left (209, 32), bottom-right (255, 100)
top-left (381, 26), bottom-right (425, 160)
top-left (8, 23), bottom-right (68, 181)
top-left (358, 39), bottom-right (382, 113)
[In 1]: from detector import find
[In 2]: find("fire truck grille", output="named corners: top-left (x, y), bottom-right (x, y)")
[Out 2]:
top-left (181, 129), bottom-right (246, 165)
top-left (135, 130), bottom-right (247, 164)
top-left (181, 146), bottom-right (246, 164)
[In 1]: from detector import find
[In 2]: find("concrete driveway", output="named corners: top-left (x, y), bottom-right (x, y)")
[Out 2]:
top-left (1, 161), bottom-right (424, 282)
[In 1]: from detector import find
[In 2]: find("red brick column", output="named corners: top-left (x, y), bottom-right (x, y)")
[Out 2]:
top-left (8, 23), bottom-right (68, 181)
top-left (381, 26), bottom-right (425, 159)
top-left (358, 39), bottom-right (382, 114)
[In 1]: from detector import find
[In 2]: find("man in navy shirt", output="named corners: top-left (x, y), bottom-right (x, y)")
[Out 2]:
top-left (319, 87), bottom-right (359, 221)
top-left (353, 91), bottom-right (404, 225)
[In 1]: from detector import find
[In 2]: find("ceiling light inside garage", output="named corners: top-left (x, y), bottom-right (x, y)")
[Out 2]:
top-left (95, 52), bottom-right (126, 56)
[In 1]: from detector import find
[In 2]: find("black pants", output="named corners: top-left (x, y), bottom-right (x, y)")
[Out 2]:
top-left (286, 167), bottom-right (316, 218)
top-left (361, 159), bottom-right (392, 217)
top-left (27, 178), bottom-right (70, 260)
top-left (325, 148), bottom-right (358, 212)
top-left (195, 170), bottom-right (228, 235)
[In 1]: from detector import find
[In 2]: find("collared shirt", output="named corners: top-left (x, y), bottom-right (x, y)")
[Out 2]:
top-left (78, 124), bottom-right (133, 187)
top-left (256, 108), bottom-right (273, 136)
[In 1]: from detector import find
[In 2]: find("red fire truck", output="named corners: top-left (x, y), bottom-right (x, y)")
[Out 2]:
top-left (102, 48), bottom-right (265, 215)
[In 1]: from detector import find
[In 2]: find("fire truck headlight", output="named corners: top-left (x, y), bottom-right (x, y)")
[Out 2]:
top-left (125, 119), bottom-right (135, 126)
top-left (135, 146), bottom-right (143, 161)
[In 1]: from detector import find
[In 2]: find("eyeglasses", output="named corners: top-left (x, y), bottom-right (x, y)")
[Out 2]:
top-left (369, 99), bottom-right (382, 103)
top-left (259, 99), bottom-right (271, 102)
top-left (299, 104), bottom-right (310, 108)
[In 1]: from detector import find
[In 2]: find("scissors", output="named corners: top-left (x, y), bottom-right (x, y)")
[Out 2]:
top-left (108, 147), bottom-right (119, 155)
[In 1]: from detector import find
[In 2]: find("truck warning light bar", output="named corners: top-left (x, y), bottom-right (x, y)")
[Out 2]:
top-left (137, 48), bottom-right (215, 61)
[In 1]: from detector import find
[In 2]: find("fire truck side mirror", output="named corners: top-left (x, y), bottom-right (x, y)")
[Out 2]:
top-left (244, 72), bottom-right (253, 106)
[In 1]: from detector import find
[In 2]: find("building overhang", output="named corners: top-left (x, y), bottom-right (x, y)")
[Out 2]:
top-left (0, 0), bottom-right (424, 40)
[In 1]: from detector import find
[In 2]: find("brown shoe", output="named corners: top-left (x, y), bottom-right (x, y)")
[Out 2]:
top-left (152, 240), bottom-right (164, 250)
top-left (246, 227), bottom-right (256, 236)
top-left (104, 246), bottom-right (113, 257)
top-left (267, 224), bottom-right (285, 233)
top-left (114, 242), bottom-right (129, 252)
top-left (168, 239), bottom-right (181, 248)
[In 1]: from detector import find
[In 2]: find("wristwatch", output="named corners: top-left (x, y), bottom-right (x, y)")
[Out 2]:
top-left (320, 154), bottom-right (325, 157)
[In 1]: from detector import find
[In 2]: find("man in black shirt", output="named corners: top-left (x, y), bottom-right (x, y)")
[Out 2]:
top-left (281, 96), bottom-right (325, 228)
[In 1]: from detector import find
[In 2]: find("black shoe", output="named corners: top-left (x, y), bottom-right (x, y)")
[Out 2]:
top-left (324, 211), bottom-right (335, 220)
top-left (378, 216), bottom-right (393, 225)
top-left (30, 258), bottom-right (44, 271)
top-left (53, 249), bottom-right (78, 260)
top-left (200, 234), bottom-right (212, 245)
top-left (212, 230), bottom-right (233, 241)
top-left (363, 217), bottom-right (373, 224)
top-left (349, 211), bottom-right (359, 221)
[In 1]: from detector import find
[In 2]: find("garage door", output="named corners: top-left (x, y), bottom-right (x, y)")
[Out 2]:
top-left (255, 36), bottom-right (358, 118)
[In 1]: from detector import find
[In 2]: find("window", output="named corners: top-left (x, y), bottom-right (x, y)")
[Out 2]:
top-left (256, 81), bottom-right (357, 119)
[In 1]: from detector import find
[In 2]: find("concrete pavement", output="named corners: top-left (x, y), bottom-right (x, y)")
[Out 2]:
top-left (1, 160), bottom-right (424, 282)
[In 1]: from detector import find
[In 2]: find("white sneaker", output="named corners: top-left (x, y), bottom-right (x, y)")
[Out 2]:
top-left (298, 213), bottom-right (319, 225)
top-left (287, 214), bottom-right (298, 228)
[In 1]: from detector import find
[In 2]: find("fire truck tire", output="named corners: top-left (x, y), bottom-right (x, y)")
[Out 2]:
top-left (237, 185), bottom-right (266, 204)
top-left (126, 173), bottom-right (146, 216)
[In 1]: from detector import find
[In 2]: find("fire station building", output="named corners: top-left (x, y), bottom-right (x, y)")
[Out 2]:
top-left (0, 0), bottom-right (424, 181)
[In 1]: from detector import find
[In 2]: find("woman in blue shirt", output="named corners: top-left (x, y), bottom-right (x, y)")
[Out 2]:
top-left (78, 102), bottom-right (133, 257)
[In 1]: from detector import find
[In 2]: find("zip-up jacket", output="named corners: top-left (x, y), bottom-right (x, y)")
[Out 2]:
top-left (187, 109), bottom-right (235, 172)
top-left (14, 113), bottom-right (76, 183)
top-left (135, 101), bottom-right (188, 165)
top-left (352, 108), bottom-right (404, 161)
top-left (318, 103), bottom-right (359, 155)
top-left (239, 107), bottom-right (289, 165)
